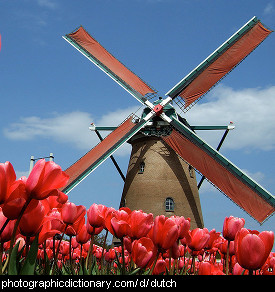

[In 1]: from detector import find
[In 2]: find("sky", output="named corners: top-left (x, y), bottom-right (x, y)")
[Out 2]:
top-left (1, 0), bottom-right (275, 236)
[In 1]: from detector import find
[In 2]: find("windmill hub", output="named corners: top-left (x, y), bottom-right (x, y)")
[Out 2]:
top-left (139, 98), bottom-right (176, 137)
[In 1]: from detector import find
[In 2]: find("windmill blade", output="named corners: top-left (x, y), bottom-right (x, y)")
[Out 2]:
top-left (61, 116), bottom-right (148, 194)
top-left (63, 26), bottom-right (157, 104)
top-left (162, 117), bottom-right (275, 223)
top-left (166, 16), bottom-right (273, 111)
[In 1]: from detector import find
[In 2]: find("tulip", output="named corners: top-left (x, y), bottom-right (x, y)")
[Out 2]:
top-left (205, 229), bottom-right (221, 252)
top-left (131, 237), bottom-right (157, 269)
top-left (105, 248), bottom-right (116, 263)
top-left (223, 216), bottom-right (245, 241)
top-left (105, 207), bottom-right (132, 239)
top-left (128, 210), bottom-right (153, 239)
top-left (87, 203), bottom-right (107, 228)
top-left (149, 215), bottom-right (179, 251)
top-left (187, 228), bottom-right (210, 252)
top-left (235, 228), bottom-right (274, 273)
top-left (198, 261), bottom-right (225, 275)
top-left (19, 200), bottom-right (45, 237)
top-left (76, 224), bottom-right (90, 245)
top-left (61, 202), bottom-right (86, 226)
top-left (0, 207), bottom-right (15, 243)
top-left (152, 257), bottom-right (166, 275)
top-left (86, 220), bottom-right (104, 236)
top-left (26, 159), bottom-right (69, 200)
top-left (2, 179), bottom-right (28, 220)
top-left (0, 161), bottom-right (17, 204)
top-left (170, 215), bottom-right (190, 239)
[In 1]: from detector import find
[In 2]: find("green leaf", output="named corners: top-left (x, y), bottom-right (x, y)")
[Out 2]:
top-left (8, 241), bottom-right (20, 275)
top-left (128, 267), bottom-right (141, 275)
top-left (20, 235), bottom-right (39, 275)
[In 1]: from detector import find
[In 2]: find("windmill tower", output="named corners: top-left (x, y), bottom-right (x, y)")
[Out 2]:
top-left (120, 100), bottom-right (204, 228)
top-left (61, 16), bottom-right (275, 226)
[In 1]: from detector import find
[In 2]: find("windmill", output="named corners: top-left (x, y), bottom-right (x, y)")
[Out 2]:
top-left (61, 16), bottom-right (275, 227)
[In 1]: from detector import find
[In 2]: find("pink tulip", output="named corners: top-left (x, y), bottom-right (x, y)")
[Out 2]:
top-left (87, 203), bottom-right (107, 228)
top-left (223, 216), bottom-right (245, 241)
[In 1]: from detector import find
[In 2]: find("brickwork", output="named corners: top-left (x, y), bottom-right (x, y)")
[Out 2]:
top-left (120, 135), bottom-right (204, 229)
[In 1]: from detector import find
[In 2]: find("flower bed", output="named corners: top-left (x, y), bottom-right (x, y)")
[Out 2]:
top-left (0, 160), bottom-right (274, 275)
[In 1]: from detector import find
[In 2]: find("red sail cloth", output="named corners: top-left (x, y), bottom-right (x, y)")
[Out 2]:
top-left (163, 130), bottom-right (275, 223)
top-left (179, 22), bottom-right (272, 108)
top-left (68, 27), bottom-right (155, 97)
top-left (62, 117), bottom-right (136, 191)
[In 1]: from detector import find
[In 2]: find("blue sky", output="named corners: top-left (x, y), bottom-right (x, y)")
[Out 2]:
top-left (1, 0), bottom-right (275, 235)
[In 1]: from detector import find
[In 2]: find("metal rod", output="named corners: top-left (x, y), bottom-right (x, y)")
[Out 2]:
top-left (95, 130), bottom-right (126, 182)
top-left (197, 128), bottom-right (230, 190)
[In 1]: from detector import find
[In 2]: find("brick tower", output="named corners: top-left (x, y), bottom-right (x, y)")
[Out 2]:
top-left (119, 103), bottom-right (204, 229)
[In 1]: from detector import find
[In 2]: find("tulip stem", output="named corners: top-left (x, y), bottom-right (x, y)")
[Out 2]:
top-left (226, 240), bottom-right (230, 275)
top-left (7, 196), bottom-right (32, 272)
top-left (121, 237), bottom-right (126, 275)
top-left (86, 233), bottom-right (94, 271)
top-left (0, 243), bottom-right (3, 275)
top-left (100, 230), bottom-right (108, 274)
top-left (0, 218), bottom-right (10, 237)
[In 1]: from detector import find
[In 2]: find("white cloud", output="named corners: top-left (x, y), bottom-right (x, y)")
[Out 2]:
top-left (3, 106), bottom-right (141, 156)
top-left (4, 85), bottom-right (275, 159)
top-left (264, 2), bottom-right (275, 15)
top-left (37, 0), bottom-right (57, 9)
top-left (184, 85), bottom-right (275, 151)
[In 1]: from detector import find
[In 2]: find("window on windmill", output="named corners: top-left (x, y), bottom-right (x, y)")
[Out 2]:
top-left (138, 161), bottom-right (145, 173)
top-left (165, 197), bottom-right (174, 212)
top-left (188, 165), bottom-right (194, 178)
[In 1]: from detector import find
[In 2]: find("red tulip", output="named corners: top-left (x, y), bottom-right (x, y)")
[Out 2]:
top-left (152, 257), bottom-right (166, 275)
top-left (0, 161), bottom-right (17, 204)
top-left (61, 202), bottom-right (85, 225)
top-left (187, 228), bottom-right (210, 251)
top-left (170, 215), bottom-right (190, 239)
top-left (131, 237), bottom-right (157, 269)
top-left (128, 210), bottom-right (153, 239)
top-left (198, 261), bottom-right (225, 275)
top-left (105, 207), bottom-right (131, 239)
top-left (87, 203), bottom-right (107, 228)
top-left (0, 207), bottom-right (15, 243)
top-left (223, 216), bottom-right (245, 241)
top-left (218, 237), bottom-right (235, 256)
top-left (205, 229), bottom-right (221, 252)
top-left (76, 224), bottom-right (90, 245)
top-left (26, 159), bottom-right (69, 200)
top-left (149, 215), bottom-right (179, 250)
top-left (19, 200), bottom-right (45, 237)
top-left (234, 228), bottom-right (274, 271)
top-left (2, 179), bottom-right (27, 220)
top-left (105, 248), bottom-right (116, 262)
top-left (86, 220), bottom-right (104, 235)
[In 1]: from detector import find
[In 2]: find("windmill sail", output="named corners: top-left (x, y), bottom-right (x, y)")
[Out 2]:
top-left (61, 116), bottom-right (148, 194)
top-left (166, 17), bottom-right (272, 110)
top-left (63, 26), bottom-right (156, 104)
top-left (162, 118), bottom-right (275, 223)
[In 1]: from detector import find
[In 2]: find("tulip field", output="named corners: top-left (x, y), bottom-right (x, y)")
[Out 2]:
top-left (0, 159), bottom-right (274, 276)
